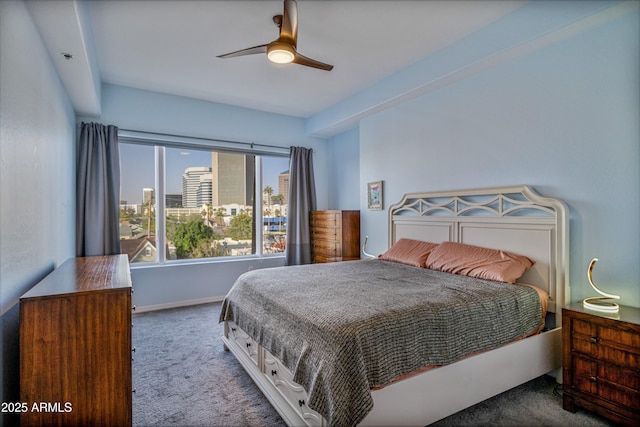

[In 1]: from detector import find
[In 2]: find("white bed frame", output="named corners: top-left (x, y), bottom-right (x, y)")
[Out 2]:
top-left (222, 185), bottom-right (569, 426)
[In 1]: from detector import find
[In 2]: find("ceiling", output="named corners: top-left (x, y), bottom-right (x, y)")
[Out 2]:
top-left (26, 0), bottom-right (526, 118)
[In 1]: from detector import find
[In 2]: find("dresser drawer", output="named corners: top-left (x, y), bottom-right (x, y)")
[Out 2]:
top-left (310, 214), bottom-right (341, 228)
top-left (311, 239), bottom-right (342, 256)
top-left (571, 354), bottom-right (640, 411)
top-left (570, 320), bottom-right (640, 368)
top-left (311, 254), bottom-right (342, 263)
top-left (311, 226), bottom-right (340, 240)
top-left (227, 321), bottom-right (259, 366)
top-left (263, 348), bottom-right (324, 426)
top-left (571, 354), bottom-right (640, 394)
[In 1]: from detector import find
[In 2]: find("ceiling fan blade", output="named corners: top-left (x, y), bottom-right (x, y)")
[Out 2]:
top-left (216, 0), bottom-right (332, 72)
top-left (217, 44), bottom-right (268, 58)
top-left (280, 0), bottom-right (298, 45)
top-left (293, 53), bottom-right (334, 71)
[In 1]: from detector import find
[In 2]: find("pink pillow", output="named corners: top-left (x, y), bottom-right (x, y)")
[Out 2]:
top-left (378, 238), bottom-right (438, 267)
top-left (425, 241), bottom-right (534, 283)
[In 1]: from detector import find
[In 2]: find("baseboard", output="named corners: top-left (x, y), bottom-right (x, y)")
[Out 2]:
top-left (133, 296), bottom-right (224, 313)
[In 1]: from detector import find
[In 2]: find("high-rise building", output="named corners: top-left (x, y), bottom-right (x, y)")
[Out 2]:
top-left (211, 152), bottom-right (255, 206)
top-left (165, 194), bottom-right (182, 208)
top-left (182, 167), bottom-right (212, 208)
top-left (196, 178), bottom-right (212, 208)
top-left (278, 171), bottom-right (289, 204)
top-left (143, 188), bottom-right (154, 205)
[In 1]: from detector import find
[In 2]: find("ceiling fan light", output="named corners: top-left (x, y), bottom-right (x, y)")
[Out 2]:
top-left (267, 43), bottom-right (295, 64)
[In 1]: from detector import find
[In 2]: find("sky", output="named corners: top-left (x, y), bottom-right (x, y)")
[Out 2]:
top-left (119, 143), bottom-right (288, 205)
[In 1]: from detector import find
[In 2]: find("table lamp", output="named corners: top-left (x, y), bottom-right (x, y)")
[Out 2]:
top-left (583, 258), bottom-right (620, 312)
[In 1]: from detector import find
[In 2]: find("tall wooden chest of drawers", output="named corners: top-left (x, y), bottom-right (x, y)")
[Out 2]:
top-left (562, 303), bottom-right (640, 426)
top-left (310, 210), bottom-right (360, 263)
top-left (20, 255), bottom-right (133, 426)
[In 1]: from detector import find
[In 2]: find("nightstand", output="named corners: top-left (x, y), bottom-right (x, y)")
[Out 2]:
top-left (562, 303), bottom-right (640, 426)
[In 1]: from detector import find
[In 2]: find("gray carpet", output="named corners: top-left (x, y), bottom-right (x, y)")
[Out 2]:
top-left (132, 303), bottom-right (616, 427)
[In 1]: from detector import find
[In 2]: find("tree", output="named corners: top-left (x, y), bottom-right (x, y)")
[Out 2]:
top-left (229, 210), bottom-right (252, 240)
top-left (146, 196), bottom-right (155, 238)
top-left (119, 206), bottom-right (136, 220)
top-left (274, 208), bottom-right (283, 232)
top-left (264, 186), bottom-right (274, 201)
top-left (172, 216), bottom-right (215, 258)
top-left (215, 207), bottom-right (226, 226)
top-left (191, 239), bottom-right (227, 258)
top-left (263, 186), bottom-right (273, 233)
top-left (202, 203), bottom-right (214, 227)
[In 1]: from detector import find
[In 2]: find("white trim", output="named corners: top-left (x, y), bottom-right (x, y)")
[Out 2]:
top-left (155, 146), bottom-right (166, 263)
top-left (255, 156), bottom-right (264, 256)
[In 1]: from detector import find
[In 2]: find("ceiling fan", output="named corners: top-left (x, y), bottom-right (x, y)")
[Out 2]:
top-left (217, 0), bottom-right (334, 71)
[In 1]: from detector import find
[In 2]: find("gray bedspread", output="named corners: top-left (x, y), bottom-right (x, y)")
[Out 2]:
top-left (219, 259), bottom-right (543, 426)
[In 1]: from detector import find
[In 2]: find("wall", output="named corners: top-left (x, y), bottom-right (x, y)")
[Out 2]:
top-left (355, 9), bottom-right (639, 307)
top-left (0, 0), bottom-right (76, 421)
top-left (328, 127), bottom-right (360, 210)
top-left (79, 84), bottom-right (331, 309)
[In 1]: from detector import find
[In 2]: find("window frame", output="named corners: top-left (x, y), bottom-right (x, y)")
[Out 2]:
top-left (118, 131), bottom-right (289, 267)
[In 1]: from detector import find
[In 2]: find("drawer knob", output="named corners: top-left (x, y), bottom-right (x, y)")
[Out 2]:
top-left (132, 305), bottom-right (136, 311)
top-left (589, 376), bottom-right (597, 383)
top-left (246, 342), bottom-right (251, 348)
top-left (590, 337), bottom-right (598, 343)
top-left (298, 399), bottom-right (305, 407)
top-left (271, 370), bottom-right (277, 376)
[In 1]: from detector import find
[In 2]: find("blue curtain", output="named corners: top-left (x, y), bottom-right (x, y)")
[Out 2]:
top-left (76, 122), bottom-right (121, 256)
top-left (286, 146), bottom-right (316, 265)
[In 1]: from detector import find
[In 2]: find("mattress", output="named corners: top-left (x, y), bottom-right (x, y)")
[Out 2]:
top-left (219, 259), bottom-right (544, 426)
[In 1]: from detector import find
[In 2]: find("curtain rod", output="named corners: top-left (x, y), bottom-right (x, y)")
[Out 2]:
top-left (117, 128), bottom-right (292, 155)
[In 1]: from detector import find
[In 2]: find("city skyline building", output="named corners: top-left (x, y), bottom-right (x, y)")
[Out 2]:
top-left (211, 152), bottom-right (254, 206)
top-left (278, 171), bottom-right (289, 204)
top-left (143, 188), bottom-right (154, 205)
top-left (196, 177), bottom-right (212, 208)
top-left (165, 194), bottom-right (182, 208)
top-left (182, 167), bottom-right (212, 208)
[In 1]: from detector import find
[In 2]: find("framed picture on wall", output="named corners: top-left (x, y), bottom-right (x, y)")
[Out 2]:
top-left (367, 181), bottom-right (383, 210)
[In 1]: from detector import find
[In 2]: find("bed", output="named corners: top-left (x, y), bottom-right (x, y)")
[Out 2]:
top-left (219, 185), bottom-right (569, 426)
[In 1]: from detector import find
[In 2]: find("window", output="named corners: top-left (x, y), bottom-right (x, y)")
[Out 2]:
top-left (119, 141), bottom-right (288, 264)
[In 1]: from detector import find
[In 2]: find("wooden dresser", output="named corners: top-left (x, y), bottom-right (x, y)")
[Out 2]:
top-left (562, 303), bottom-right (640, 426)
top-left (310, 210), bottom-right (360, 263)
top-left (20, 255), bottom-right (133, 426)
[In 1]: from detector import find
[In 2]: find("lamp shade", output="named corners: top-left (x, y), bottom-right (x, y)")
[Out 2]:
top-left (267, 42), bottom-right (295, 64)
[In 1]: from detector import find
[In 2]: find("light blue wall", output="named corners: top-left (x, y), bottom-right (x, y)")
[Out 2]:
top-left (79, 84), bottom-right (332, 309)
top-left (353, 9), bottom-right (639, 307)
top-left (328, 127), bottom-right (360, 209)
top-left (94, 83), bottom-right (332, 210)
top-left (307, 1), bottom-right (627, 138)
top-left (0, 0), bottom-right (76, 418)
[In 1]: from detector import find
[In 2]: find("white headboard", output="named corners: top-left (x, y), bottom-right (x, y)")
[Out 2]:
top-left (388, 185), bottom-right (569, 317)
